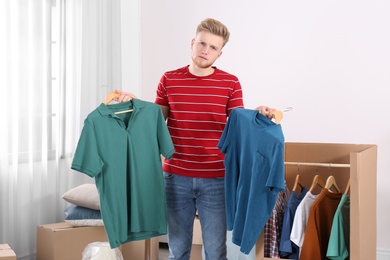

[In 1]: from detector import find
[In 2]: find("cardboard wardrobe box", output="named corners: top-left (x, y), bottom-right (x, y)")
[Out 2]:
top-left (36, 222), bottom-right (159, 260)
top-left (255, 142), bottom-right (377, 260)
top-left (0, 244), bottom-right (16, 260)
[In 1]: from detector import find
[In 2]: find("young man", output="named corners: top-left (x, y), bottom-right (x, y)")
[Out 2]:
top-left (116, 18), bottom-right (274, 260)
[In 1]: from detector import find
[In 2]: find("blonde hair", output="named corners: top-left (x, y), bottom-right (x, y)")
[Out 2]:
top-left (196, 18), bottom-right (230, 47)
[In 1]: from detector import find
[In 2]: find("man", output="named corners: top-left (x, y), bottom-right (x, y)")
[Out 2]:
top-left (116, 18), bottom-right (274, 260)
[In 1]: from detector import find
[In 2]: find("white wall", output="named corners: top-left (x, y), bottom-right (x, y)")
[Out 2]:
top-left (122, 0), bottom-right (390, 254)
top-left (120, 0), bottom-right (141, 97)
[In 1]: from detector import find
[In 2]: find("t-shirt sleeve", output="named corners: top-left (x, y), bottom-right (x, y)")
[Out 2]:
top-left (226, 81), bottom-right (244, 116)
top-left (154, 74), bottom-right (168, 107)
top-left (71, 120), bottom-right (104, 177)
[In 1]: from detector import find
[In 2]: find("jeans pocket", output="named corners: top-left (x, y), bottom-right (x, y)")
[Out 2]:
top-left (163, 171), bottom-right (174, 179)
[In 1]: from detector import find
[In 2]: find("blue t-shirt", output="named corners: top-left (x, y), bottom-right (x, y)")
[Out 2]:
top-left (218, 108), bottom-right (285, 254)
top-left (72, 99), bottom-right (174, 248)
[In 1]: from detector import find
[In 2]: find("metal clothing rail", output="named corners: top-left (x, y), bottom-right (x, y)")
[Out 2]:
top-left (284, 161), bottom-right (350, 168)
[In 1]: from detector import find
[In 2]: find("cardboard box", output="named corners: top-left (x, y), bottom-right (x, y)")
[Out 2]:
top-left (190, 216), bottom-right (203, 259)
top-left (190, 244), bottom-right (202, 260)
top-left (36, 222), bottom-right (159, 260)
top-left (0, 244), bottom-right (16, 260)
top-left (121, 237), bottom-right (159, 260)
top-left (255, 142), bottom-right (377, 260)
top-left (36, 222), bottom-right (108, 260)
top-left (192, 216), bottom-right (202, 245)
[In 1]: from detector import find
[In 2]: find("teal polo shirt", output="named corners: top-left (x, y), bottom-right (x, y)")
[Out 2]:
top-left (71, 99), bottom-right (174, 248)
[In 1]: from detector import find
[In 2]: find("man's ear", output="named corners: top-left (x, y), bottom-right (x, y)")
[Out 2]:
top-left (218, 51), bottom-right (223, 58)
top-left (191, 38), bottom-right (195, 48)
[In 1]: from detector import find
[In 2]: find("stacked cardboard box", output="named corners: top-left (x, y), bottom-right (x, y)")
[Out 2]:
top-left (0, 244), bottom-right (16, 260)
top-left (36, 222), bottom-right (159, 260)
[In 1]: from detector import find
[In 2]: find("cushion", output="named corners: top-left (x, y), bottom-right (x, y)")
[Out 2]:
top-left (65, 219), bottom-right (104, 227)
top-left (64, 204), bottom-right (104, 227)
top-left (62, 184), bottom-right (100, 210)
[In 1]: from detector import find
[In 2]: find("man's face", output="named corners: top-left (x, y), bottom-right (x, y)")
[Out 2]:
top-left (191, 31), bottom-right (223, 69)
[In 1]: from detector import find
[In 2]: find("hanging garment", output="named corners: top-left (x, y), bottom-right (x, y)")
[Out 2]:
top-left (279, 186), bottom-right (308, 259)
top-left (327, 194), bottom-right (351, 260)
top-left (264, 186), bottom-right (291, 258)
top-left (290, 191), bottom-right (320, 251)
top-left (218, 108), bottom-right (285, 254)
top-left (71, 99), bottom-right (175, 248)
top-left (300, 188), bottom-right (342, 260)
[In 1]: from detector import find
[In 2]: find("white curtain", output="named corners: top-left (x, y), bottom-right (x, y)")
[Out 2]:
top-left (0, 0), bottom-right (122, 259)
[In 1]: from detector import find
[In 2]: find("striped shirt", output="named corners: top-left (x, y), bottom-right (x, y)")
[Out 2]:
top-left (155, 65), bottom-right (244, 178)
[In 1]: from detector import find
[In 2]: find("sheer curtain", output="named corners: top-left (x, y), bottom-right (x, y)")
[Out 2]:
top-left (0, 0), bottom-right (122, 259)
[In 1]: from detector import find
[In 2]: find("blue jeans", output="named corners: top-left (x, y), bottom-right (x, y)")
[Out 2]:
top-left (163, 172), bottom-right (227, 260)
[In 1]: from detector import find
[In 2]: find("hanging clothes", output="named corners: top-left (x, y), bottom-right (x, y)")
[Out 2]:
top-left (290, 191), bottom-right (320, 253)
top-left (327, 194), bottom-right (351, 260)
top-left (300, 188), bottom-right (342, 260)
top-left (71, 99), bottom-right (175, 248)
top-left (218, 108), bottom-right (285, 254)
top-left (279, 186), bottom-right (308, 259)
top-left (264, 185), bottom-right (291, 258)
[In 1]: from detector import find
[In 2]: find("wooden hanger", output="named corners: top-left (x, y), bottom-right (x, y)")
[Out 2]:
top-left (104, 92), bottom-right (120, 105)
top-left (344, 179), bottom-right (350, 195)
top-left (272, 110), bottom-right (283, 124)
top-left (325, 175), bottom-right (341, 193)
top-left (292, 174), bottom-right (304, 192)
top-left (309, 175), bottom-right (325, 193)
top-left (104, 92), bottom-right (133, 114)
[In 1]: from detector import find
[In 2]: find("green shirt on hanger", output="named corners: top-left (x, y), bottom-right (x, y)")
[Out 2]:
top-left (72, 99), bottom-right (174, 248)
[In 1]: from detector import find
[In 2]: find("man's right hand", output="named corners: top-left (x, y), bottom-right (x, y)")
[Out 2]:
top-left (114, 89), bottom-right (138, 102)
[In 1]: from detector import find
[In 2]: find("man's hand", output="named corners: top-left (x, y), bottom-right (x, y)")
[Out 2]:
top-left (114, 89), bottom-right (138, 102)
top-left (255, 106), bottom-right (275, 119)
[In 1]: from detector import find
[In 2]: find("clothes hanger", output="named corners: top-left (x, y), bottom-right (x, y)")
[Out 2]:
top-left (325, 175), bottom-right (341, 193)
top-left (104, 92), bottom-right (133, 114)
top-left (292, 165), bottom-right (301, 192)
top-left (272, 107), bottom-right (292, 124)
top-left (292, 174), bottom-right (304, 192)
top-left (272, 110), bottom-right (283, 124)
top-left (104, 92), bottom-right (120, 105)
top-left (344, 179), bottom-right (350, 195)
top-left (292, 164), bottom-right (304, 192)
top-left (309, 174), bottom-right (325, 193)
top-left (325, 164), bottom-right (341, 193)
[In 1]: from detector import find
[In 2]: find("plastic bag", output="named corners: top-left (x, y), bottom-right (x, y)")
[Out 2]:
top-left (82, 242), bottom-right (123, 260)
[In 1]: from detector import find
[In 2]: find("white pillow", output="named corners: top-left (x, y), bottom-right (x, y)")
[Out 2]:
top-left (65, 219), bottom-right (104, 227)
top-left (62, 184), bottom-right (100, 210)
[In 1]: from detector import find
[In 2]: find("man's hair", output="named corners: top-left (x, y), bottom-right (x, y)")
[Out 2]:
top-left (196, 18), bottom-right (230, 47)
